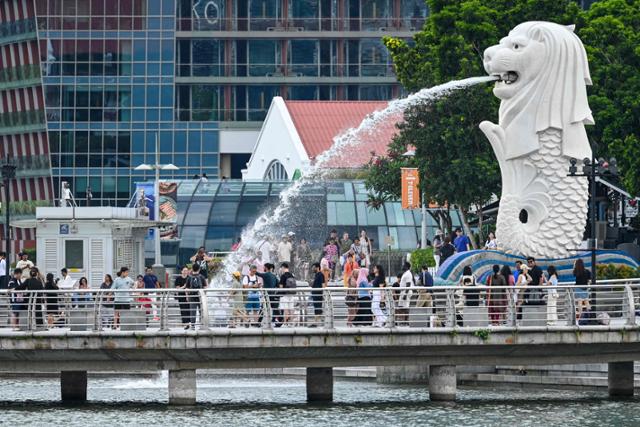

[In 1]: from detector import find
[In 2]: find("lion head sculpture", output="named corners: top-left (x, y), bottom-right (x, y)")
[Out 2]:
top-left (482, 21), bottom-right (594, 160)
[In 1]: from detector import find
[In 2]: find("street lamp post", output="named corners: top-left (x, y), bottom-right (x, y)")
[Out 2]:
top-left (568, 149), bottom-right (618, 287)
top-left (1, 161), bottom-right (17, 286)
top-left (404, 149), bottom-right (427, 249)
top-left (135, 134), bottom-right (179, 267)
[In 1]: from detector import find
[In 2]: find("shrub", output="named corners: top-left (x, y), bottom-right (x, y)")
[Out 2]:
top-left (596, 264), bottom-right (640, 280)
top-left (410, 248), bottom-right (435, 271)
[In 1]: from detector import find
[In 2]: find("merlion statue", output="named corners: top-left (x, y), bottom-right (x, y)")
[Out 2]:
top-left (479, 21), bottom-right (593, 258)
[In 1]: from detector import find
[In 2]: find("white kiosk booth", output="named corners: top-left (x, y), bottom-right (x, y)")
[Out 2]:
top-left (27, 207), bottom-right (162, 286)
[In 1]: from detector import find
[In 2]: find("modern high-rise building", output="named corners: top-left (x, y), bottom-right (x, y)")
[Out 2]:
top-left (0, 0), bottom-right (427, 250)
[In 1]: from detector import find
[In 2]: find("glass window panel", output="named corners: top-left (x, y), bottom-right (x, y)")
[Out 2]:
top-left (335, 201), bottom-right (357, 226)
top-left (184, 201), bottom-right (212, 225)
top-left (327, 201), bottom-right (337, 225)
top-left (205, 227), bottom-right (238, 252)
top-left (180, 226), bottom-right (205, 250)
top-left (327, 182), bottom-right (346, 201)
top-left (242, 183), bottom-right (270, 197)
top-left (177, 181), bottom-right (198, 199)
top-left (209, 202), bottom-right (238, 225)
top-left (193, 181), bottom-right (219, 200)
top-left (236, 201), bottom-right (264, 225)
top-left (64, 240), bottom-right (84, 269)
top-left (397, 227), bottom-right (417, 250)
top-left (218, 181), bottom-right (244, 198)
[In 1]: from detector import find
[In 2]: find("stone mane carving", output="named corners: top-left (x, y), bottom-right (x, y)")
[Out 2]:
top-left (479, 21), bottom-right (593, 258)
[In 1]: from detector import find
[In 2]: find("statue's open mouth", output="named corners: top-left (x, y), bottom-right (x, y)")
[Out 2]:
top-left (494, 71), bottom-right (519, 85)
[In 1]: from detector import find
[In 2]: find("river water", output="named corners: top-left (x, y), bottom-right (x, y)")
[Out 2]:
top-left (0, 374), bottom-right (638, 426)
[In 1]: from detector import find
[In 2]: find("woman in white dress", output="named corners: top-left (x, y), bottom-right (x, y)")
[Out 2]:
top-left (359, 230), bottom-right (371, 267)
top-left (370, 264), bottom-right (388, 327)
top-left (544, 265), bottom-right (559, 325)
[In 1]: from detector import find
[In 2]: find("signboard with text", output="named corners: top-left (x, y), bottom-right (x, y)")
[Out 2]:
top-left (401, 168), bottom-right (420, 210)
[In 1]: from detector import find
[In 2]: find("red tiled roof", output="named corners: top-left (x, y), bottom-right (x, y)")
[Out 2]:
top-left (284, 100), bottom-right (400, 168)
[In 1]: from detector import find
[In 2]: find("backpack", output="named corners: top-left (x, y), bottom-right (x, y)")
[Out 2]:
top-left (188, 274), bottom-right (204, 290)
top-left (285, 276), bottom-right (297, 289)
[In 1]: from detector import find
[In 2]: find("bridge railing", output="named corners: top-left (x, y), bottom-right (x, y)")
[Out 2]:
top-left (1, 280), bottom-right (639, 332)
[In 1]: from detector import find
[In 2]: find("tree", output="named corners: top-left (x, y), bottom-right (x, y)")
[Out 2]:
top-left (578, 0), bottom-right (640, 196)
top-left (365, 0), bottom-right (581, 246)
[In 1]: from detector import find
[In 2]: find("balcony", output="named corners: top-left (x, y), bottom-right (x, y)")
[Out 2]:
top-left (0, 109), bottom-right (46, 136)
top-left (0, 64), bottom-right (41, 91)
top-left (0, 18), bottom-right (37, 46)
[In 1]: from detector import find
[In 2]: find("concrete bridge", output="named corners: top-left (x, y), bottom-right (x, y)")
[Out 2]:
top-left (1, 280), bottom-right (639, 404)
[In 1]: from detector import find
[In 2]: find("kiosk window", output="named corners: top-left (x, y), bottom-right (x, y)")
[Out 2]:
top-left (65, 240), bottom-right (84, 269)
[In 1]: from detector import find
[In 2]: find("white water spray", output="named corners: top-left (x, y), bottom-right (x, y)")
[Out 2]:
top-left (214, 76), bottom-right (497, 286)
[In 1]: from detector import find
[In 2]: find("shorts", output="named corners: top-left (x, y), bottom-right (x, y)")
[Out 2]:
top-left (11, 303), bottom-right (26, 313)
top-left (245, 296), bottom-right (260, 311)
top-left (114, 303), bottom-right (131, 310)
top-left (574, 288), bottom-right (589, 300)
top-left (279, 295), bottom-right (294, 311)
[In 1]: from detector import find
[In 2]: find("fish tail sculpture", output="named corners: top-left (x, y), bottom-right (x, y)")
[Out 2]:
top-left (479, 21), bottom-right (594, 259)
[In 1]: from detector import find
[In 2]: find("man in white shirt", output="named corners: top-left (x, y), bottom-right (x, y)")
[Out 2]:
top-left (256, 238), bottom-right (273, 264)
top-left (277, 236), bottom-right (292, 264)
top-left (58, 268), bottom-right (76, 289)
top-left (15, 253), bottom-right (34, 281)
top-left (398, 262), bottom-right (415, 325)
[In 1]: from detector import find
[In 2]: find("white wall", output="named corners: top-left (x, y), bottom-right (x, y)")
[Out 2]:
top-left (219, 129), bottom-right (260, 153)
top-left (243, 97), bottom-right (309, 180)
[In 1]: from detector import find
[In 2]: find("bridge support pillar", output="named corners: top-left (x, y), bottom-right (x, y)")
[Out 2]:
top-left (60, 371), bottom-right (87, 402)
top-left (429, 365), bottom-right (456, 401)
top-left (169, 369), bottom-right (197, 405)
top-left (306, 367), bottom-right (333, 402)
top-left (608, 361), bottom-right (634, 397)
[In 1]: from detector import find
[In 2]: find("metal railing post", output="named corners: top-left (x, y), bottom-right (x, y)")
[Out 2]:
top-left (567, 288), bottom-right (577, 327)
top-left (385, 287), bottom-right (395, 328)
top-left (261, 289), bottom-right (273, 329)
top-left (446, 289), bottom-right (456, 328)
top-left (159, 292), bottom-right (169, 331)
top-left (624, 284), bottom-right (636, 326)
top-left (93, 292), bottom-right (101, 331)
top-left (199, 289), bottom-right (209, 330)
top-left (323, 288), bottom-right (334, 329)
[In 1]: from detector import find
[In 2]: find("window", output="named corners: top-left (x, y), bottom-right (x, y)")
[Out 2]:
top-left (65, 240), bottom-right (84, 269)
top-left (184, 201), bottom-right (212, 225)
top-left (209, 202), bottom-right (238, 225)
top-left (264, 160), bottom-right (288, 181)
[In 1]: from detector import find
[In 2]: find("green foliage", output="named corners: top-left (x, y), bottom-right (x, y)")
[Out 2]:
top-left (596, 264), bottom-right (640, 280)
top-left (366, 0), bottom-right (581, 244)
top-left (474, 329), bottom-right (491, 341)
top-left (410, 248), bottom-right (436, 271)
top-left (578, 0), bottom-right (640, 196)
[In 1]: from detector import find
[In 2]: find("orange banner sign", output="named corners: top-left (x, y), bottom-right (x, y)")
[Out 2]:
top-left (401, 168), bottom-right (420, 210)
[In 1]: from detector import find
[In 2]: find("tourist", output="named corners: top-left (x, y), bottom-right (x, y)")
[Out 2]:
top-left (515, 265), bottom-right (532, 320)
top-left (229, 271), bottom-right (246, 327)
top-left (15, 252), bottom-right (34, 280)
top-left (323, 239), bottom-right (338, 279)
top-left (338, 232), bottom-right (353, 275)
top-left (354, 268), bottom-right (372, 325)
top-left (311, 262), bottom-right (325, 326)
top-left (573, 259), bottom-right (591, 318)
top-left (257, 262), bottom-right (279, 325)
top-left (440, 237), bottom-right (455, 264)
top-left (345, 269), bottom-right (359, 326)
top-left (100, 274), bottom-right (114, 329)
top-left (231, 237), bottom-right (242, 252)
top-left (416, 265), bottom-right (434, 309)
top-left (112, 267), bottom-right (134, 329)
top-left (243, 265), bottom-right (261, 327)
top-left (8, 268), bottom-right (24, 329)
top-left (524, 257), bottom-right (546, 306)
top-left (186, 263), bottom-right (206, 328)
top-left (256, 237), bottom-right (273, 265)
top-left (500, 265), bottom-right (515, 286)
top-left (190, 246), bottom-right (211, 282)
top-left (453, 228), bottom-right (471, 253)
top-left (390, 273), bottom-right (402, 304)
top-left (513, 261), bottom-right (523, 283)
top-left (143, 267), bottom-right (159, 289)
top-left (398, 262), bottom-right (414, 326)
top-left (545, 265), bottom-right (559, 326)
top-left (135, 274), bottom-right (145, 291)
top-left (0, 251), bottom-right (6, 289)
top-left (44, 273), bottom-right (60, 328)
top-left (459, 265), bottom-right (480, 307)
top-left (320, 257), bottom-right (332, 286)
top-left (342, 252), bottom-right (359, 287)
top-left (349, 237), bottom-right (364, 265)
top-left (174, 267), bottom-right (192, 328)
top-left (279, 272), bottom-right (297, 327)
top-left (295, 238), bottom-right (312, 281)
top-left (58, 268), bottom-right (76, 290)
top-left (359, 230), bottom-right (371, 267)
top-left (484, 231), bottom-right (498, 250)
top-left (277, 235), bottom-right (293, 264)
top-left (487, 265), bottom-right (507, 325)
top-left (371, 265), bottom-right (387, 327)
top-left (278, 263), bottom-right (296, 327)
top-left (73, 277), bottom-right (93, 308)
top-left (432, 230), bottom-right (443, 271)
top-left (24, 267), bottom-right (45, 327)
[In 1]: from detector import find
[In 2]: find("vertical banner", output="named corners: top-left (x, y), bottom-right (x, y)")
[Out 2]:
top-left (134, 182), bottom-right (155, 241)
top-left (159, 182), bottom-right (178, 240)
top-left (401, 168), bottom-right (421, 210)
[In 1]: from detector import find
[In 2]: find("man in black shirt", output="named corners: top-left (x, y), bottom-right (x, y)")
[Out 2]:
top-left (257, 263), bottom-right (279, 325)
top-left (311, 262), bottom-right (325, 326)
top-left (525, 256), bottom-right (545, 305)
top-left (276, 263), bottom-right (295, 326)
